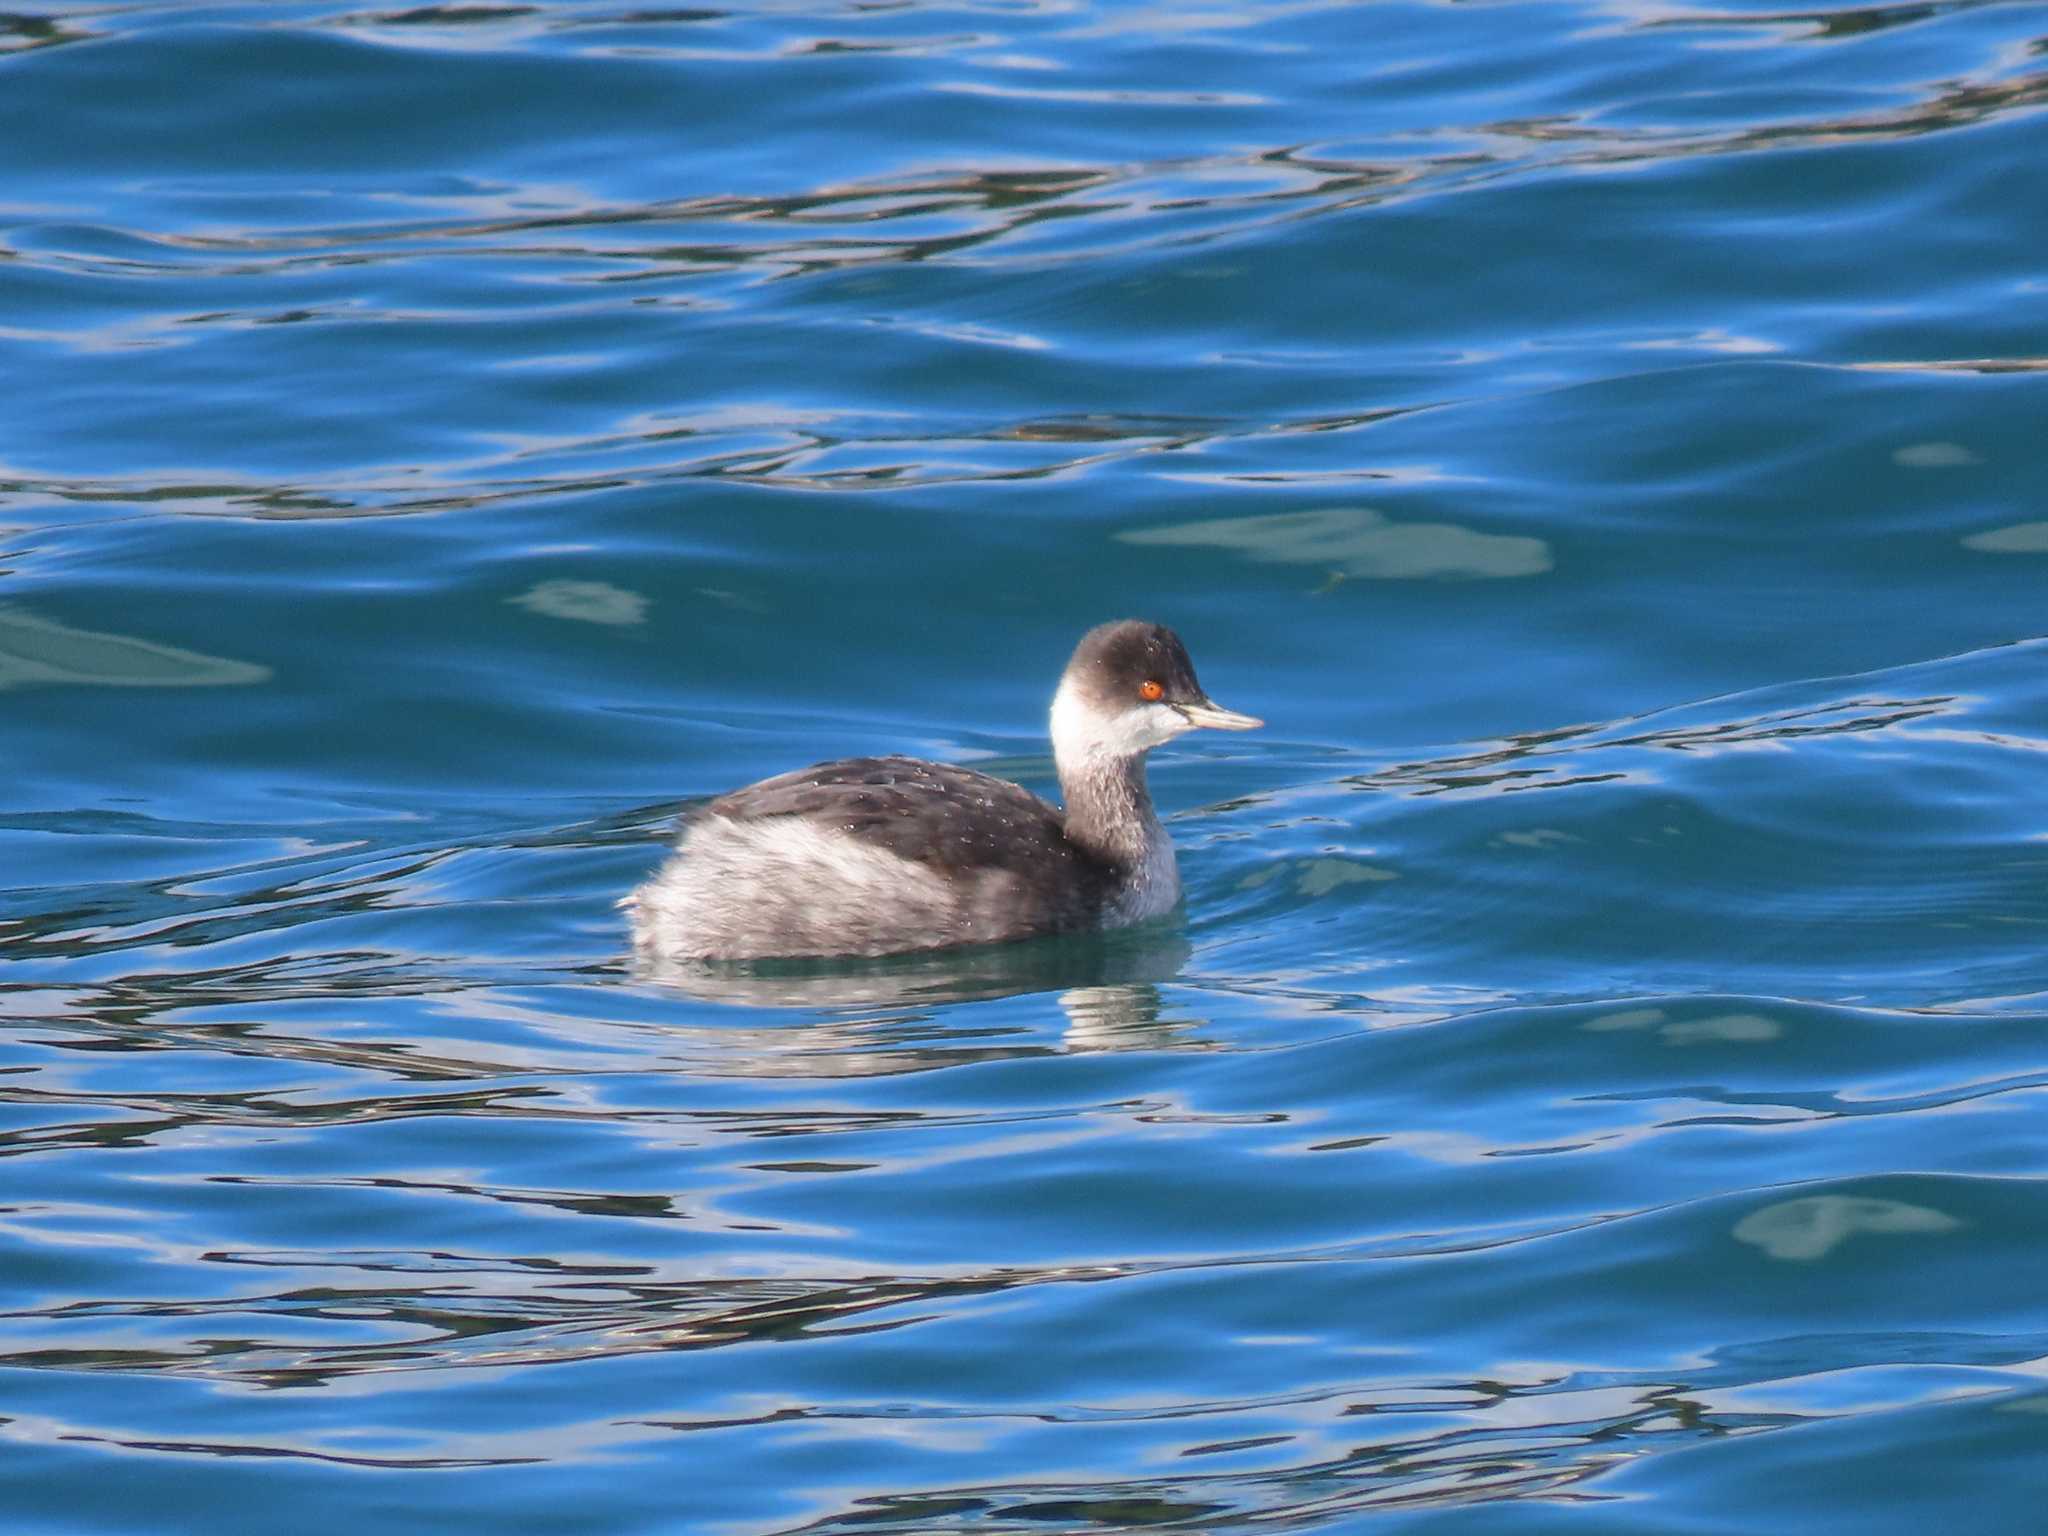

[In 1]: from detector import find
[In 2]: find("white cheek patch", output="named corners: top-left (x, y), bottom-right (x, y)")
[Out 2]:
top-left (1051, 683), bottom-right (1187, 765)
top-left (1131, 702), bottom-right (1192, 750)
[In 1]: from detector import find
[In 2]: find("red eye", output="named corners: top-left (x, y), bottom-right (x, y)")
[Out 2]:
top-left (1139, 680), bottom-right (1164, 702)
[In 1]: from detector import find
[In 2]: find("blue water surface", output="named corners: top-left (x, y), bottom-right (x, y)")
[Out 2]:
top-left (3, 2), bottom-right (2047, 1531)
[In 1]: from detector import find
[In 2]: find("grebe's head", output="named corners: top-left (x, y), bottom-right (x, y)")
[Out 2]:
top-left (1050, 619), bottom-right (1260, 771)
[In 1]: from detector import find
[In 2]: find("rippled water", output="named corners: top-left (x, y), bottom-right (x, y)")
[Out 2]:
top-left (5, 2), bottom-right (2048, 1530)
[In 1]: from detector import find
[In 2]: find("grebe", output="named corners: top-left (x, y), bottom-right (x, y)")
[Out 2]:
top-left (624, 620), bottom-right (1259, 962)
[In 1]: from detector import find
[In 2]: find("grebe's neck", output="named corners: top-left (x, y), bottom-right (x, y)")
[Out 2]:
top-left (1049, 676), bottom-right (1182, 919)
top-left (1052, 678), bottom-right (1173, 868)
top-left (1058, 750), bottom-right (1162, 867)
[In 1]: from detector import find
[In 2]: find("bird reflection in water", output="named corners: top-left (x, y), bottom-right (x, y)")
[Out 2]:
top-left (631, 924), bottom-right (1197, 1053)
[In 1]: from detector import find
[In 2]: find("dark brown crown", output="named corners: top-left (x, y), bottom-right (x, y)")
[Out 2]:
top-left (1062, 620), bottom-right (1208, 710)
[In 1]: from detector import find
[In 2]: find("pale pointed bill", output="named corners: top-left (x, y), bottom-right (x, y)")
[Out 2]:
top-left (1176, 699), bottom-right (1262, 731)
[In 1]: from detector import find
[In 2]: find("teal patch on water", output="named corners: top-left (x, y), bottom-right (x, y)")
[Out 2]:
top-left (0, 606), bottom-right (270, 689)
